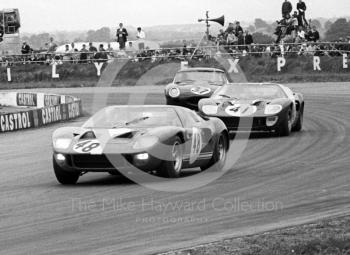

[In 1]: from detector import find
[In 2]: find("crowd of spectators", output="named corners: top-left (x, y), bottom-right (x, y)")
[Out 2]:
top-left (1, 13), bottom-right (350, 66)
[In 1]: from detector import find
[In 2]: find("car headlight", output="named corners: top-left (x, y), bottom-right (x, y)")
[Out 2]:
top-left (266, 116), bottom-right (279, 127)
top-left (168, 87), bottom-right (180, 98)
top-left (202, 105), bottom-right (218, 115)
top-left (54, 138), bottom-right (72, 149)
top-left (133, 136), bottom-right (159, 149)
top-left (265, 105), bottom-right (283, 115)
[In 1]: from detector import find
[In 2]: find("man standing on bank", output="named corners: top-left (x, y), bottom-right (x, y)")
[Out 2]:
top-left (297, 0), bottom-right (308, 27)
top-left (282, 0), bottom-right (293, 19)
top-left (116, 23), bottom-right (128, 50)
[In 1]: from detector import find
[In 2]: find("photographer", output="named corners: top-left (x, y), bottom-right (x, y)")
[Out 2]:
top-left (116, 23), bottom-right (128, 50)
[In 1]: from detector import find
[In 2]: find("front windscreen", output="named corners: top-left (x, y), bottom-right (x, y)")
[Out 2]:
top-left (174, 71), bottom-right (227, 86)
top-left (83, 107), bottom-right (182, 128)
top-left (213, 84), bottom-right (287, 100)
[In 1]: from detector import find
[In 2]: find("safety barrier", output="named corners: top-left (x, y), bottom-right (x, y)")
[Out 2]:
top-left (0, 92), bottom-right (82, 133)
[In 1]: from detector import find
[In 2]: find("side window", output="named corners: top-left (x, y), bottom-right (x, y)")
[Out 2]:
top-left (190, 112), bottom-right (202, 123)
top-left (283, 86), bottom-right (295, 100)
top-left (181, 110), bottom-right (201, 127)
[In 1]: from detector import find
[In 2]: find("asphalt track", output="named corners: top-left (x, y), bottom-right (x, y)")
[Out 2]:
top-left (0, 83), bottom-right (349, 255)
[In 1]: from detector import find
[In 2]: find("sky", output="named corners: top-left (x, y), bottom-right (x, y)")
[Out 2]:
top-left (1, 0), bottom-right (350, 33)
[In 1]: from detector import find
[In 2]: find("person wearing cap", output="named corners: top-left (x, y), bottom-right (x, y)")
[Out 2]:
top-left (116, 23), bottom-right (128, 50)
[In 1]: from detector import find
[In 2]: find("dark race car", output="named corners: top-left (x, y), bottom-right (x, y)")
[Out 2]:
top-left (198, 83), bottom-right (304, 136)
top-left (165, 67), bottom-right (229, 110)
top-left (52, 105), bottom-right (229, 184)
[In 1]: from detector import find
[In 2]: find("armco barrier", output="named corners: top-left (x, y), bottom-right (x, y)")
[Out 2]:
top-left (0, 92), bottom-right (82, 133)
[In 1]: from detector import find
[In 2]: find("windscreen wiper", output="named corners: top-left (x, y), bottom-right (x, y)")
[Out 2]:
top-left (125, 116), bottom-right (150, 126)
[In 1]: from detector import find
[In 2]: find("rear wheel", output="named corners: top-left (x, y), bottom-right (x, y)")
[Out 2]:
top-left (201, 133), bottom-right (227, 171)
top-left (53, 157), bottom-right (80, 185)
top-left (159, 137), bottom-right (183, 178)
top-left (277, 108), bottom-right (293, 137)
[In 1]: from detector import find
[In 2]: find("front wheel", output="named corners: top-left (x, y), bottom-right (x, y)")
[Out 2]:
top-left (292, 106), bottom-right (304, 132)
top-left (53, 157), bottom-right (80, 185)
top-left (276, 108), bottom-right (292, 137)
top-left (159, 137), bottom-right (183, 178)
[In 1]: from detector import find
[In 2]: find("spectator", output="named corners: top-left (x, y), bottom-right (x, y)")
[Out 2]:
top-left (48, 37), bottom-right (57, 52)
top-left (116, 23), bottom-right (128, 50)
top-left (306, 43), bottom-right (316, 55)
top-left (70, 42), bottom-right (79, 63)
top-left (307, 26), bottom-right (320, 42)
top-left (225, 23), bottom-right (235, 35)
top-left (79, 44), bottom-right (89, 63)
top-left (125, 41), bottom-right (137, 56)
top-left (282, 0), bottom-right (293, 19)
top-left (94, 44), bottom-right (108, 62)
top-left (237, 31), bottom-right (245, 50)
top-left (21, 42), bottom-right (31, 54)
top-left (218, 29), bottom-right (225, 38)
top-left (296, 0), bottom-right (308, 27)
top-left (245, 30), bottom-right (253, 45)
top-left (296, 26), bottom-right (306, 42)
top-left (226, 31), bottom-right (237, 45)
top-left (88, 42), bottom-right (97, 52)
top-left (217, 29), bottom-right (226, 45)
top-left (70, 42), bottom-right (76, 51)
top-left (88, 42), bottom-right (97, 62)
top-left (182, 40), bottom-right (188, 56)
top-left (292, 11), bottom-right (299, 30)
top-left (136, 27), bottom-right (146, 40)
top-left (106, 43), bottom-right (114, 57)
top-left (235, 21), bottom-right (243, 37)
top-left (298, 43), bottom-right (307, 56)
top-left (136, 27), bottom-right (146, 50)
top-left (63, 44), bottom-right (72, 62)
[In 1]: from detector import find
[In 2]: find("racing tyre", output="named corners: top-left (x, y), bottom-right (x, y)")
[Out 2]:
top-left (53, 157), bottom-right (80, 185)
top-left (276, 108), bottom-right (293, 137)
top-left (292, 105), bottom-right (304, 132)
top-left (160, 137), bottom-right (183, 178)
top-left (201, 133), bottom-right (227, 171)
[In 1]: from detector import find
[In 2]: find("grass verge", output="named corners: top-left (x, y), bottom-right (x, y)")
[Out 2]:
top-left (163, 215), bottom-right (350, 255)
top-left (1, 56), bottom-right (350, 88)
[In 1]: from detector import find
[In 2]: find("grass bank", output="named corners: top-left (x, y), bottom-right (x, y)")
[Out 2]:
top-left (1, 56), bottom-right (349, 88)
top-left (165, 215), bottom-right (350, 255)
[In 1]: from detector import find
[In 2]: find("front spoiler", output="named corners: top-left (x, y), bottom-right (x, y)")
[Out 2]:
top-left (53, 152), bottom-right (162, 173)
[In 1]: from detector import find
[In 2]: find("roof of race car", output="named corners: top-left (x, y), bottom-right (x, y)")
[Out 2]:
top-left (177, 67), bottom-right (225, 73)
